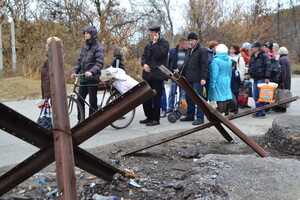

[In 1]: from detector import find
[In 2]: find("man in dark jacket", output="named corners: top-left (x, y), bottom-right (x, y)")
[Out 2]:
top-left (70, 25), bottom-right (104, 117)
top-left (180, 32), bottom-right (208, 125)
top-left (167, 37), bottom-right (188, 112)
top-left (249, 41), bottom-right (272, 118)
top-left (140, 25), bottom-right (169, 126)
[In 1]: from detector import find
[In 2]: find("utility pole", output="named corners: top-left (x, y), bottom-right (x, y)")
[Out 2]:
top-left (0, 22), bottom-right (3, 73)
top-left (10, 21), bottom-right (17, 71)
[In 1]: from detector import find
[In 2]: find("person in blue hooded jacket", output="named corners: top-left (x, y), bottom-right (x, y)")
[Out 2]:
top-left (208, 44), bottom-right (232, 114)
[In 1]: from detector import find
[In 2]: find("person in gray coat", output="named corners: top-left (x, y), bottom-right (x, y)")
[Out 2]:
top-left (273, 47), bottom-right (291, 113)
top-left (70, 25), bottom-right (104, 118)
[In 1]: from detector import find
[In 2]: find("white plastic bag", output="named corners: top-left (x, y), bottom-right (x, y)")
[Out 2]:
top-left (113, 75), bottom-right (139, 94)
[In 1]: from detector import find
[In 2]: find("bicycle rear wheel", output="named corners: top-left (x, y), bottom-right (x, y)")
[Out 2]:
top-left (106, 91), bottom-right (135, 129)
top-left (67, 96), bottom-right (85, 127)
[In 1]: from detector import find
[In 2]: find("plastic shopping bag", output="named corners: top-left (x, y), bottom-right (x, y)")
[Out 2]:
top-left (37, 100), bottom-right (53, 130)
top-left (257, 82), bottom-right (278, 103)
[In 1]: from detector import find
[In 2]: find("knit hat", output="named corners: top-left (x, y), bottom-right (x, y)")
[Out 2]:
top-left (216, 44), bottom-right (228, 54)
top-left (273, 43), bottom-right (279, 51)
top-left (264, 42), bottom-right (273, 50)
top-left (278, 47), bottom-right (288, 55)
top-left (252, 41), bottom-right (262, 48)
top-left (242, 42), bottom-right (251, 51)
top-left (187, 32), bottom-right (198, 40)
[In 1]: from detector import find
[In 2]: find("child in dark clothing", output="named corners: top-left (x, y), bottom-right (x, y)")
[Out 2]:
top-left (225, 60), bottom-right (241, 115)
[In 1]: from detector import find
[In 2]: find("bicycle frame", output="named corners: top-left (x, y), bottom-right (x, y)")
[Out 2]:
top-left (70, 74), bottom-right (114, 112)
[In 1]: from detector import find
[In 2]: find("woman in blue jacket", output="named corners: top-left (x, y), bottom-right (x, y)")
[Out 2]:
top-left (208, 44), bottom-right (232, 114)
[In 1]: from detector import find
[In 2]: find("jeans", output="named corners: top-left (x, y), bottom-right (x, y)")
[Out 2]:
top-left (253, 79), bottom-right (266, 116)
top-left (161, 81), bottom-right (167, 112)
top-left (167, 79), bottom-right (185, 110)
top-left (185, 81), bottom-right (204, 120)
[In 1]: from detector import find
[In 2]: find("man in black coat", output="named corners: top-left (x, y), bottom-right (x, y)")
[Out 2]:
top-left (71, 25), bottom-right (104, 118)
top-left (180, 32), bottom-right (208, 125)
top-left (249, 41), bottom-right (272, 118)
top-left (140, 25), bottom-right (169, 126)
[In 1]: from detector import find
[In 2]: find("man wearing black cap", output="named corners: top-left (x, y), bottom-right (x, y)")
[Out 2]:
top-left (249, 41), bottom-right (272, 118)
top-left (180, 32), bottom-right (208, 125)
top-left (140, 25), bottom-right (169, 126)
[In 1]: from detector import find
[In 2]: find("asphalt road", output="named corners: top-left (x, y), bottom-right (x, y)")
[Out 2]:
top-left (1, 77), bottom-right (299, 168)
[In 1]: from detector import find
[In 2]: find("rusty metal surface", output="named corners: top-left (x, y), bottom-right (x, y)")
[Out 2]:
top-left (0, 146), bottom-right (54, 196)
top-left (159, 65), bottom-right (270, 157)
top-left (0, 80), bottom-right (154, 196)
top-left (72, 81), bottom-right (156, 144)
top-left (159, 65), bottom-right (233, 142)
top-left (0, 102), bottom-right (124, 180)
top-left (48, 40), bottom-right (78, 199)
top-left (121, 95), bottom-right (299, 156)
top-left (0, 103), bottom-right (52, 148)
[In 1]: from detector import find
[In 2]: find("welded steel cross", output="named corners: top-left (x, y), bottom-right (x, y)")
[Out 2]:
top-left (157, 65), bottom-right (270, 157)
top-left (0, 40), bottom-right (155, 198)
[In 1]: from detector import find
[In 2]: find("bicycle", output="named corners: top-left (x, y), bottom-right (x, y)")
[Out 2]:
top-left (67, 74), bottom-right (135, 129)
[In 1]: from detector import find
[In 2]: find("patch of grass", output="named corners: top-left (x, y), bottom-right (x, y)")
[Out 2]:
top-left (0, 77), bottom-right (42, 102)
top-left (292, 63), bottom-right (300, 75)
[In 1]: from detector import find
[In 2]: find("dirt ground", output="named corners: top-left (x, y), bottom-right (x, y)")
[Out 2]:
top-left (1, 126), bottom-right (300, 200)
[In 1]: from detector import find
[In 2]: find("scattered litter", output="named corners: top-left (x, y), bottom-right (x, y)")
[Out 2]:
top-left (46, 186), bottom-right (52, 191)
top-left (18, 190), bottom-right (26, 194)
top-left (45, 188), bottom-right (58, 197)
top-left (87, 175), bottom-right (97, 180)
top-left (38, 178), bottom-right (46, 184)
top-left (129, 179), bottom-right (141, 188)
top-left (141, 188), bottom-right (149, 192)
top-left (111, 149), bottom-right (121, 154)
top-left (129, 189), bottom-right (134, 196)
top-left (164, 183), bottom-right (175, 188)
top-left (124, 172), bottom-right (141, 178)
top-left (92, 194), bottom-right (117, 200)
top-left (138, 178), bottom-right (149, 182)
top-left (90, 183), bottom-right (96, 187)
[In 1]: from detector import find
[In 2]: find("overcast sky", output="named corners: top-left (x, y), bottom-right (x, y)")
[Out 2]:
top-left (119, 0), bottom-right (299, 34)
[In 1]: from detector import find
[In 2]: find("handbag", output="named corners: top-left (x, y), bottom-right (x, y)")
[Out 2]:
top-left (274, 88), bottom-right (292, 108)
top-left (37, 100), bottom-right (53, 129)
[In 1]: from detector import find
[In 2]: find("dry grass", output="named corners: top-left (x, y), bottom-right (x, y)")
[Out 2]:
top-left (292, 62), bottom-right (300, 74)
top-left (0, 77), bottom-right (42, 102)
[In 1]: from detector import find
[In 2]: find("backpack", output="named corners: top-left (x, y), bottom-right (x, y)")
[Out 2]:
top-left (270, 58), bottom-right (281, 83)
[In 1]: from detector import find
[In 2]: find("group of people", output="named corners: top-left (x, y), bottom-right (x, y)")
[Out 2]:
top-left (42, 24), bottom-right (292, 127)
top-left (139, 25), bottom-right (292, 126)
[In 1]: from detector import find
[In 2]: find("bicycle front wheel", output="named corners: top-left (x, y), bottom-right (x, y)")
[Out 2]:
top-left (106, 91), bottom-right (135, 129)
top-left (67, 96), bottom-right (85, 127)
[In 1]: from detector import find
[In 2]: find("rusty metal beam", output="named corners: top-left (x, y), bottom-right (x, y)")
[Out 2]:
top-left (159, 65), bottom-right (269, 157)
top-left (48, 39), bottom-right (78, 199)
top-left (121, 96), bottom-right (299, 156)
top-left (0, 81), bottom-right (155, 196)
top-left (72, 81), bottom-right (156, 144)
top-left (0, 145), bottom-right (54, 197)
top-left (0, 102), bottom-right (124, 180)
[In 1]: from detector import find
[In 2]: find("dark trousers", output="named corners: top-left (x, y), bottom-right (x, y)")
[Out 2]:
top-left (143, 79), bottom-right (163, 121)
top-left (77, 82), bottom-right (98, 117)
